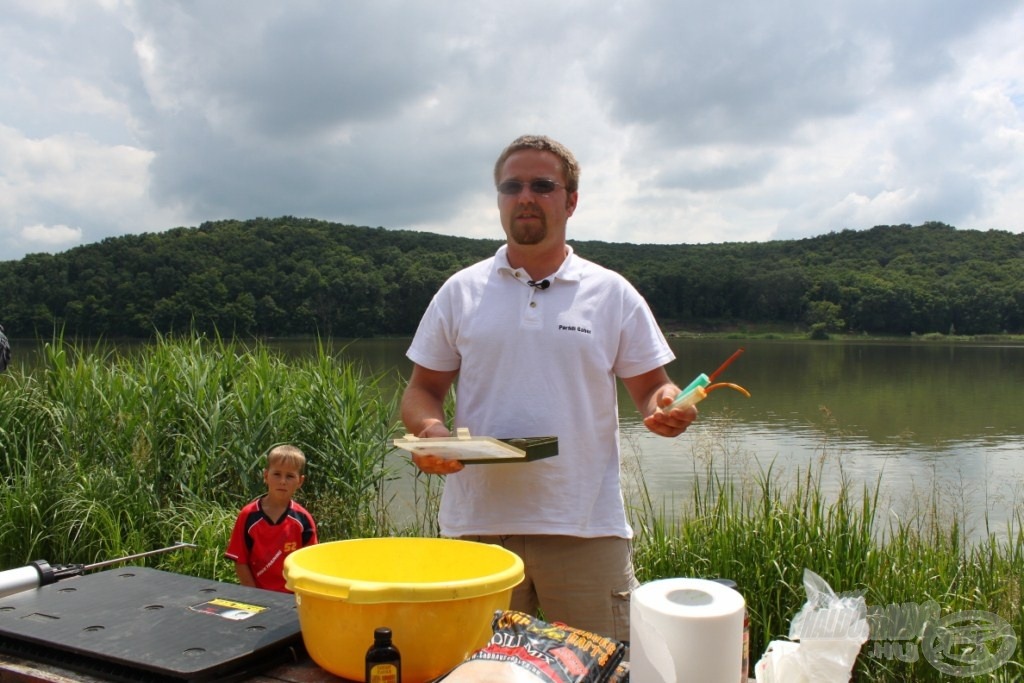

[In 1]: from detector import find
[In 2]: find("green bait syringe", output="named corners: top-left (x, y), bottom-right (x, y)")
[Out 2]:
top-left (666, 347), bottom-right (750, 411)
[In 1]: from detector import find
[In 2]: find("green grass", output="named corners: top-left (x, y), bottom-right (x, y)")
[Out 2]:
top-left (2, 334), bottom-right (1022, 681)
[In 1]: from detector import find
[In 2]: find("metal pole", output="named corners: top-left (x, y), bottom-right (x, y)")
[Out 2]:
top-left (0, 542), bottom-right (198, 599)
top-left (83, 542), bottom-right (198, 572)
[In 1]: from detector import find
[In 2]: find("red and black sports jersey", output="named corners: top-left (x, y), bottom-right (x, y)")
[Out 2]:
top-left (224, 496), bottom-right (318, 592)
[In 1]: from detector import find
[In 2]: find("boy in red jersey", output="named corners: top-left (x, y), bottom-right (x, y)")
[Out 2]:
top-left (225, 444), bottom-right (318, 592)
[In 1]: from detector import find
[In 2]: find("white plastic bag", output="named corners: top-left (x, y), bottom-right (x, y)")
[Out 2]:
top-left (754, 569), bottom-right (869, 682)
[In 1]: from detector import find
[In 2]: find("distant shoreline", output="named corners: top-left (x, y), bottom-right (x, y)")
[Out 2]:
top-left (5, 328), bottom-right (1024, 345)
top-left (662, 323), bottom-right (1024, 344)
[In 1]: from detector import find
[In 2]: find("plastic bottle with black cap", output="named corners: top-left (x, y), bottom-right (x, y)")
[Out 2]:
top-left (366, 626), bottom-right (401, 683)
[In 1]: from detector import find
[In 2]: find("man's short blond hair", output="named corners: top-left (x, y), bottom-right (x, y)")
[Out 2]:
top-left (266, 444), bottom-right (307, 473)
top-left (494, 135), bottom-right (581, 193)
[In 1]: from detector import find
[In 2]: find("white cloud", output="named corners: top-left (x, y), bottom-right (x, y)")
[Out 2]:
top-left (0, 123), bottom-right (180, 258)
top-left (20, 223), bottom-right (82, 248)
top-left (0, 0), bottom-right (1021, 261)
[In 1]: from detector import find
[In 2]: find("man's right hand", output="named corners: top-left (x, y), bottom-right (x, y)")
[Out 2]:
top-left (412, 452), bottom-right (465, 475)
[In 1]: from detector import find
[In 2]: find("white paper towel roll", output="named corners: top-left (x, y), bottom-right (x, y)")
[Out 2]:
top-left (630, 577), bottom-right (746, 683)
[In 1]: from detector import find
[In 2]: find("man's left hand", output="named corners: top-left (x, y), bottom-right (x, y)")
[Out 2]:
top-left (643, 396), bottom-right (697, 437)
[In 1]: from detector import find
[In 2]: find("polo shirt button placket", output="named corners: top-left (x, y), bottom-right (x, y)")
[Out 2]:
top-left (523, 288), bottom-right (542, 327)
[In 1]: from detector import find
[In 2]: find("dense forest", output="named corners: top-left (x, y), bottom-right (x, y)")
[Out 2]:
top-left (0, 217), bottom-right (1022, 338)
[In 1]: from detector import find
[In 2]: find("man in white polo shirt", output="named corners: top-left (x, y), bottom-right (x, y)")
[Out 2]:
top-left (400, 134), bottom-right (697, 641)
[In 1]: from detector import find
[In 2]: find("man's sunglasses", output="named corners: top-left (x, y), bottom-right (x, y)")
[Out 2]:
top-left (496, 179), bottom-right (564, 195)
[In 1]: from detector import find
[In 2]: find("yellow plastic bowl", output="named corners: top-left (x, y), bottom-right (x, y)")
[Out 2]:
top-left (284, 537), bottom-right (524, 682)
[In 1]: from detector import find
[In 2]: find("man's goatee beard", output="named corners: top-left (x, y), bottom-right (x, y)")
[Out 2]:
top-left (511, 220), bottom-right (546, 245)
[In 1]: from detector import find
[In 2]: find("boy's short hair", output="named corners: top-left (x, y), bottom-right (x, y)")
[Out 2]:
top-left (266, 444), bottom-right (307, 473)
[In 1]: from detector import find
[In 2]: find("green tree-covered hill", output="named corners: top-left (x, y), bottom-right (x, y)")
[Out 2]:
top-left (1, 218), bottom-right (1021, 337)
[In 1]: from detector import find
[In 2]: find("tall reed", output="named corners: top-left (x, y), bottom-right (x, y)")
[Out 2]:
top-left (0, 333), bottom-right (403, 575)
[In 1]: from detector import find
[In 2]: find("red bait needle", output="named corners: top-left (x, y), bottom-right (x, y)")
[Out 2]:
top-left (708, 347), bottom-right (745, 383)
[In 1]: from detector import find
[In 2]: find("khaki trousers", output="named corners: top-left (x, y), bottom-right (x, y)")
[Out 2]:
top-left (461, 534), bottom-right (638, 642)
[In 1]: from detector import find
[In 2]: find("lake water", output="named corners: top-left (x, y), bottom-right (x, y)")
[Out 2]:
top-left (13, 336), bottom-right (1024, 541)
top-left (332, 337), bottom-right (1024, 543)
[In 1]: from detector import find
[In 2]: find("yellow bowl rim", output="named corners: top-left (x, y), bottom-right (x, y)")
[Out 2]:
top-left (284, 537), bottom-right (525, 604)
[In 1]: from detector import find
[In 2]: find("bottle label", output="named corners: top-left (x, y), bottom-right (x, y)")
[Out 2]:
top-left (368, 663), bottom-right (399, 683)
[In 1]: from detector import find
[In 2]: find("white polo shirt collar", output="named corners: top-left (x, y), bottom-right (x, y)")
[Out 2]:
top-left (492, 244), bottom-right (584, 286)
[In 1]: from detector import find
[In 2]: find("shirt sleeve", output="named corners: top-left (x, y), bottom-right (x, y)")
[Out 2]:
top-left (407, 287), bottom-right (462, 372)
top-left (613, 281), bottom-right (675, 378)
top-left (224, 509), bottom-right (250, 562)
top-left (301, 509), bottom-right (318, 547)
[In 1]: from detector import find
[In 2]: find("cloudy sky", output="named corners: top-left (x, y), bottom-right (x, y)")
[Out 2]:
top-left (2, 0), bottom-right (1023, 262)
